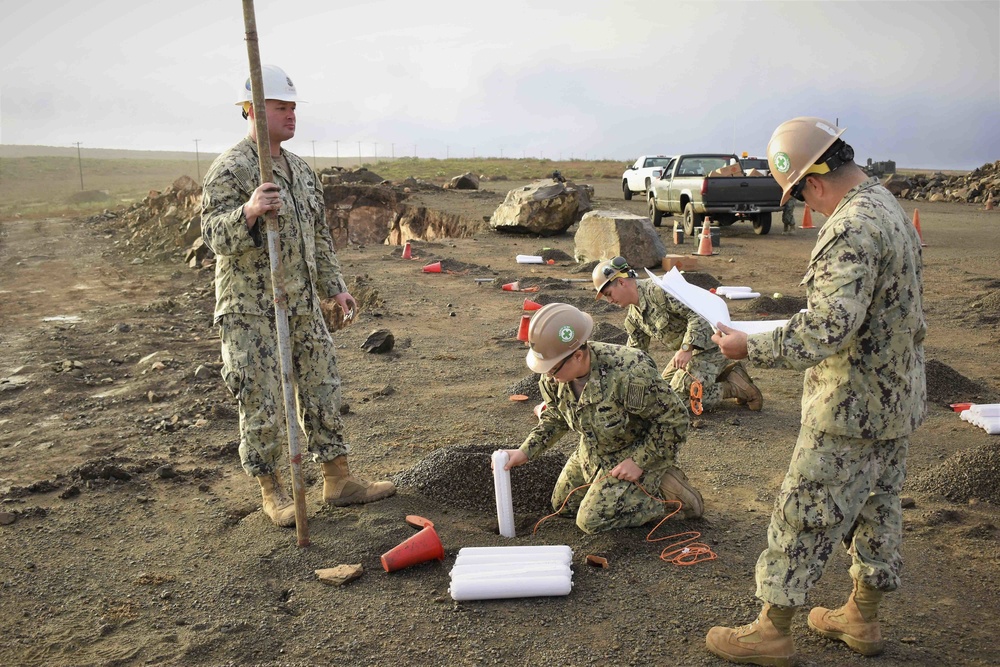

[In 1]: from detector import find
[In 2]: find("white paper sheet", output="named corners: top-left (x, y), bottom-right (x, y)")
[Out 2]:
top-left (646, 267), bottom-right (789, 335)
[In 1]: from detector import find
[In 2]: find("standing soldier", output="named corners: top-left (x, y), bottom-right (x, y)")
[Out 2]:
top-left (201, 65), bottom-right (395, 528)
top-left (705, 117), bottom-right (926, 665)
top-left (500, 303), bottom-right (704, 531)
top-left (593, 257), bottom-right (762, 413)
top-left (782, 198), bottom-right (796, 233)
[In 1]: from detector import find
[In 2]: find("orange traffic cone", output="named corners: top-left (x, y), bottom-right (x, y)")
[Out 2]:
top-left (422, 261), bottom-right (442, 273)
top-left (912, 209), bottom-right (927, 247)
top-left (800, 206), bottom-right (814, 229)
top-left (381, 521), bottom-right (445, 572)
top-left (401, 242), bottom-right (412, 259)
top-left (693, 221), bottom-right (715, 256)
top-left (502, 281), bottom-right (519, 292)
top-left (516, 314), bottom-right (531, 342)
top-left (523, 298), bottom-right (542, 312)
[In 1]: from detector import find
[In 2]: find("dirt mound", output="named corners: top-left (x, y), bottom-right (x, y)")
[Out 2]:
top-left (925, 359), bottom-right (993, 406)
top-left (682, 271), bottom-right (721, 291)
top-left (592, 321), bottom-right (628, 345)
top-left (392, 443), bottom-right (566, 514)
top-left (506, 375), bottom-right (542, 401)
top-left (907, 441), bottom-right (1000, 505)
top-left (969, 289), bottom-right (1000, 325)
top-left (744, 294), bottom-right (808, 315)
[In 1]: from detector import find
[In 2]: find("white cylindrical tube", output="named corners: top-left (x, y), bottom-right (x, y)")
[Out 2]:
top-left (450, 561), bottom-right (572, 580)
top-left (456, 545), bottom-right (572, 560)
top-left (726, 291), bottom-right (761, 300)
top-left (971, 404), bottom-right (1000, 418)
top-left (516, 255), bottom-right (545, 264)
top-left (980, 416), bottom-right (1000, 435)
top-left (449, 574), bottom-right (572, 601)
top-left (491, 450), bottom-right (515, 538)
top-left (716, 286), bottom-right (753, 295)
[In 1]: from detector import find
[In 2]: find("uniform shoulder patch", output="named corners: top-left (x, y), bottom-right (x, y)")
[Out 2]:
top-left (624, 379), bottom-right (650, 411)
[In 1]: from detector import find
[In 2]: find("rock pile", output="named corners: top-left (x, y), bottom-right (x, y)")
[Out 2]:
top-left (883, 160), bottom-right (999, 206)
top-left (907, 441), bottom-right (1000, 505)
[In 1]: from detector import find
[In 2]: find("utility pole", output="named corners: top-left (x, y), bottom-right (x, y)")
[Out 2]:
top-left (500, 147), bottom-right (504, 159)
top-left (391, 143), bottom-right (395, 159)
top-left (194, 139), bottom-right (201, 182)
top-left (374, 142), bottom-right (378, 165)
top-left (358, 141), bottom-right (362, 166)
top-left (413, 144), bottom-right (416, 158)
top-left (72, 142), bottom-right (84, 190)
top-left (472, 147), bottom-right (476, 158)
top-left (335, 140), bottom-right (339, 167)
top-left (446, 145), bottom-right (449, 159)
top-left (311, 140), bottom-right (317, 171)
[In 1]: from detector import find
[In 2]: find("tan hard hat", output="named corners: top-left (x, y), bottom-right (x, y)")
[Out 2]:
top-left (767, 117), bottom-right (846, 205)
top-left (592, 256), bottom-right (633, 299)
top-left (525, 303), bottom-right (594, 374)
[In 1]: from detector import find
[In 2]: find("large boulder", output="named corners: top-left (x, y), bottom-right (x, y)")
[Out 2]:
top-left (489, 179), bottom-right (588, 236)
top-left (322, 184), bottom-right (400, 248)
top-left (444, 172), bottom-right (479, 190)
top-left (573, 210), bottom-right (666, 269)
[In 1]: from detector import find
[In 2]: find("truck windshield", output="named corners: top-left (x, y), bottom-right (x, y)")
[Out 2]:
top-left (643, 157), bottom-right (672, 168)
top-left (676, 157), bottom-right (732, 176)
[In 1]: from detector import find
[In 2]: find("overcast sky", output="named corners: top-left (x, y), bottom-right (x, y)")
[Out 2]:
top-left (1, 0), bottom-right (997, 170)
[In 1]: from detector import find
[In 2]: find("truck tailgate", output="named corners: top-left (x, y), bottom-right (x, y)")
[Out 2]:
top-left (704, 177), bottom-right (782, 209)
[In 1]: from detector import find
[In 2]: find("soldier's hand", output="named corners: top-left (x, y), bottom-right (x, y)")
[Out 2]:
top-left (671, 349), bottom-right (693, 369)
top-left (497, 449), bottom-right (527, 471)
top-left (244, 182), bottom-right (282, 228)
top-left (712, 323), bottom-right (749, 360)
top-left (334, 291), bottom-right (358, 320)
top-left (610, 458), bottom-right (643, 483)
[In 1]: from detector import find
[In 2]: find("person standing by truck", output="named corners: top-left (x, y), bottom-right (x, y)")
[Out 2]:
top-left (592, 257), bottom-right (763, 413)
top-left (704, 117), bottom-right (926, 665)
top-left (782, 198), bottom-right (796, 233)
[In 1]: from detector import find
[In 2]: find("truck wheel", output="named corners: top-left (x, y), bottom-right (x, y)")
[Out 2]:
top-left (623, 181), bottom-right (633, 201)
top-left (649, 198), bottom-right (664, 227)
top-left (752, 214), bottom-right (772, 235)
top-left (683, 203), bottom-right (703, 237)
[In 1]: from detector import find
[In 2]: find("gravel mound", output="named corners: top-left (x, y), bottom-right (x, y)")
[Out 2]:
top-left (591, 321), bottom-right (628, 345)
top-left (907, 441), bottom-right (1000, 505)
top-left (745, 295), bottom-right (808, 315)
top-left (393, 443), bottom-right (566, 514)
top-left (506, 374), bottom-right (542, 401)
top-left (925, 359), bottom-right (993, 406)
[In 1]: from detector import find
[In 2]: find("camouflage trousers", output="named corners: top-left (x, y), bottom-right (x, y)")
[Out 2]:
top-left (781, 200), bottom-right (796, 231)
top-left (662, 347), bottom-right (729, 413)
top-left (551, 446), bottom-right (674, 534)
top-left (755, 425), bottom-right (908, 608)
top-left (219, 313), bottom-right (347, 477)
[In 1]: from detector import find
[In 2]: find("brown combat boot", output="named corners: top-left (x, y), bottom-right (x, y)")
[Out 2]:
top-left (659, 466), bottom-right (704, 519)
top-left (322, 456), bottom-right (396, 506)
top-left (256, 472), bottom-right (296, 527)
top-left (807, 581), bottom-right (884, 656)
top-left (706, 603), bottom-right (797, 666)
top-left (720, 362), bottom-right (763, 411)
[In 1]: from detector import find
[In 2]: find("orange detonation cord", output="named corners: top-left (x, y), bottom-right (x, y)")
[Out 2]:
top-left (532, 474), bottom-right (717, 566)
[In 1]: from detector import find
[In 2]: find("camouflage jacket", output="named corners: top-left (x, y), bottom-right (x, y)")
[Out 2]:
top-left (747, 177), bottom-right (926, 439)
top-left (519, 342), bottom-right (689, 472)
top-left (625, 279), bottom-right (717, 353)
top-left (201, 137), bottom-right (345, 323)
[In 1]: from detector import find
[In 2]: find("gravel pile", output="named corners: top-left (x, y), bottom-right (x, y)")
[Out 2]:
top-left (393, 443), bottom-right (567, 514)
top-left (907, 441), bottom-right (1000, 505)
top-left (591, 321), bottom-right (628, 345)
top-left (925, 359), bottom-right (993, 406)
top-left (506, 374), bottom-right (542, 401)
top-left (744, 295), bottom-right (808, 316)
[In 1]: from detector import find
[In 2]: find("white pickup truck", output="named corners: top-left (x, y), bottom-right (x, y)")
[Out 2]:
top-left (621, 155), bottom-right (672, 200)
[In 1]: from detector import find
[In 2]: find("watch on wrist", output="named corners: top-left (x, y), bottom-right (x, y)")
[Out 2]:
top-left (681, 343), bottom-right (692, 352)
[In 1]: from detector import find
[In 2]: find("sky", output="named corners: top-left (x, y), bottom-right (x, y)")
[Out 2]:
top-left (1, 0), bottom-right (997, 170)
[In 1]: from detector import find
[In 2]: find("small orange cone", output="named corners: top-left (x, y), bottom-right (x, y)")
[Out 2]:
top-left (502, 281), bottom-right (519, 291)
top-left (422, 261), bottom-right (442, 273)
top-left (523, 298), bottom-right (542, 312)
top-left (912, 209), bottom-right (927, 247)
top-left (381, 523), bottom-right (445, 572)
top-left (694, 221), bottom-right (715, 256)
top-left (401, 242), bottom-right (412, 259)
top-left (516, 314), bottom-right (530, 342)
top-left (800, 206), bottom-right (814, 229)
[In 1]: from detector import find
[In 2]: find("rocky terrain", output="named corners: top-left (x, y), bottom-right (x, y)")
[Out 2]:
top-left (1, 177), bottom-right (999, 667)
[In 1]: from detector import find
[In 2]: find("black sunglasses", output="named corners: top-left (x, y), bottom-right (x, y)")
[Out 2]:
top-left (790, 175), bottom-right (812, 202)
top-left (547, 353), bottom-right (572, 376)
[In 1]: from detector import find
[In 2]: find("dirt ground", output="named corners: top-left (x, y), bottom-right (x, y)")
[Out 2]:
top-left (1, 178), bottom-right (999, 667)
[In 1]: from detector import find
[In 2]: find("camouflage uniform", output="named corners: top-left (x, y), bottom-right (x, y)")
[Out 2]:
top-left (202, 137), bottom-right (349, 477)
top-left (519, 342), bottom-right (689, 534)
top-left (782, 198), bottom-right (796, 232)
top-left (624, 279), bottom-right (729, 412)
top-left (745, 177), bottom-right (926, 607)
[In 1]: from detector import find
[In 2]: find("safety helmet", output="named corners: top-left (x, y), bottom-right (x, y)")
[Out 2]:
top-left (767, 117), bottom-right (850, 206)
top-left (592, 256), bottom-right (635, 299)
top-left (525, 303), bottom-right (594, 374)
top-left (235, 64), bottom-right (300, 105)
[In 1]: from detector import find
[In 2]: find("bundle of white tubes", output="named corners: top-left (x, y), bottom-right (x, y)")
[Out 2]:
top-left (959, 404), bottom-right (1000, 435)
top-left (449, 545), bottom-right (574, 601)
top-left (491, 450), bottom-right (515, 538)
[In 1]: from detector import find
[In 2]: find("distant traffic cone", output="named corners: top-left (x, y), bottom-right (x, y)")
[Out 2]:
top-left (401, 242), bottom-right (412, 259)
top-left (422, 261), bottom-right (442, 273)
top-left (516, 314), bottom-right (531, 342)
top-left (502, 281), bottom-right (519, 292)
top-left (800, 206), bottom-right (814, 229)
top-left (381, 524), bottom-right (445, 572)
top-left (523, 298), bottom-right (543, 312)
top-left (912, 209), bottom-right (927, 247)
top-left (694, 221), bottom-right (715, 256)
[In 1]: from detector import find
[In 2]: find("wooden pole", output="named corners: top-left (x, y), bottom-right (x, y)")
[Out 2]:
top-left (242, 0), bottom-right (310, 547)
